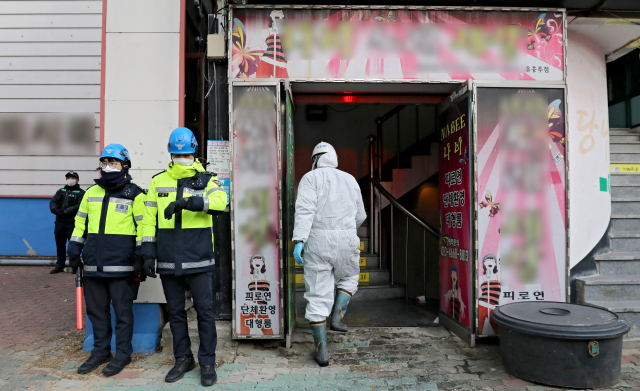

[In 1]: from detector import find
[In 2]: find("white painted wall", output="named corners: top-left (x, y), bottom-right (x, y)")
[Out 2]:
top-left (567, 32), bottom-right (611, 267)
top-left (103, 0), bottom-right (181, 189)
top-left (0, 1), bottom-right (102, 196)
top-left (102, 0), bottom-right (182, 303)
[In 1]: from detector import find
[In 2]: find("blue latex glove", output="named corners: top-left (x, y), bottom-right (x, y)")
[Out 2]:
top-left (293, 242), bottom-right (304, 265)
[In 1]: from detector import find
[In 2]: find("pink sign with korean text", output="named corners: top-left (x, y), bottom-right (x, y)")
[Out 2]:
top-left (439, 94), bottom-right (473, 330)
top-left (231, 8), bottom-right (564, 81)
top-left (476, 88), bottom-right (566, 337)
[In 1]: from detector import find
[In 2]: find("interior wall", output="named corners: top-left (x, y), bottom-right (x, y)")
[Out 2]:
top-left (293, 103), bottom-right (436, 186)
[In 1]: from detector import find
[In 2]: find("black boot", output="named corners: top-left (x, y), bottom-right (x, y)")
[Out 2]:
top-left (102, 356), bottom-right (131, 377)
top-left (330, 289), bottom-right (353, 332)
top-left (201, 364), bottom-right (217, 386)
top-left (310, 320), bottom-right (329, 367)
top-left (50, 267), bottom-right (64, 274)
top-left (77, 353), bottom-right (112, 374)
top-left (165, 356), bottom-right (196, 383)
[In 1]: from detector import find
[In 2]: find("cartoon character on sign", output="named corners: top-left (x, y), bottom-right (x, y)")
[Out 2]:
top-left (255, 9), bottom-right (289, 78)
top-left (444, 265), bottom-right (465, 321)
top-left (240, 255), bottom-right (275, 335)
top-left (478, 254), bottom-right (501, 335)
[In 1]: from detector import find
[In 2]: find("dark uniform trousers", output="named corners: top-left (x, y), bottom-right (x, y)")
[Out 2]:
top-left (84, 277), bottom-right (139, 361)
top-left (54, 221), bottom-right (75, 269)
top-left (161, 271), bottom-right (217, 366)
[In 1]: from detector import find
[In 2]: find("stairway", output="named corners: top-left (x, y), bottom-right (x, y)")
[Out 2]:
top-left (294, 221), bottom-right (406, 302)
top-left (576, 128), bottom-right (640, 337)
top-left (295, 134), bottom-right (439, 303)
top-left (380, 142), bottom-right (439, 203)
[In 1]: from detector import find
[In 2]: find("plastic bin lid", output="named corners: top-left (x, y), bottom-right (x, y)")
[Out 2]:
top-left (492, 302), bottom-right (630, 340)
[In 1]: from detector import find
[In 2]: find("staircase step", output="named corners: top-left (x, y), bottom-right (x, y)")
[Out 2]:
top-left (611, 173), bottom-right (640, 186)
top-left (595, 252), bottom-right (640, 275)
top-left (582, 300), bottom-right (640, 337)
top-left (360, 238), bottom-right (369, 252)
top-left (611, 134), bottom-right (640, 142)
top-left (611, 153), bottom-right (640, 164)
top-left (610, 129), bottom-right (635, 135)
top-left (612, 201), bottom-right (640, 215)
top-left (294, 266), bottom-right (390, 286)
top-left (359, 253), bottom-right (380, 268)
top-left (611, 232), bottom-right (640, 252)
top-left (612, 215), bottom-right (640, 231)
top-left (612, 186), bottom-right (640, 198)
top-left (611, 142), bottom-right (640, 153)
top-left (295, 283), bottom-right (405, 302)
top-left (576, 274), bottom-right (640, 302)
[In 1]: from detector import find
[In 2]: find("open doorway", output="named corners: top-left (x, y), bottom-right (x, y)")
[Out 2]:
top-left (289, 82), bottom-right (463, 328)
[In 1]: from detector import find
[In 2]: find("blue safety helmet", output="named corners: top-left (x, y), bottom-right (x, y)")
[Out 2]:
top-left (168, 127), bottom-right (198, 155)
top-left (100, 144), bottom-right (131, 166)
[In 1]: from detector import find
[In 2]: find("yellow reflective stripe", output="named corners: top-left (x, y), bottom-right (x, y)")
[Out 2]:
top-left (145, 201), bottom-right (157, 207)
top-left (70, 236), bottom-right (85, 243)
top-left (134, 215), bottom-right (143, 221)
top-left (76, 211), bottom-right (88, 218)
top-left (206, 188), bottom-right (226, 196)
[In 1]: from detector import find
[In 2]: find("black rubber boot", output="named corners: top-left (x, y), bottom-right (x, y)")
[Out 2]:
top-left (310, 320), bottom-right (329, 367)
top-left (77, 354), bottom-right (112, 374)
top-left (330, 289), bottom-right (353, 332)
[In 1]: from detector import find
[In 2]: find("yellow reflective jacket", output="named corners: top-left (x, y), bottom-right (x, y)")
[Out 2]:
top-left (141, 160), bottom-right (227, 275)
top-left (68, 180), bottom-right (146, 278)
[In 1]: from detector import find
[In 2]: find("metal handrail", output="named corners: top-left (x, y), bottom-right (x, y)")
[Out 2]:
top-left (371, 178), bottom-right (440, 238)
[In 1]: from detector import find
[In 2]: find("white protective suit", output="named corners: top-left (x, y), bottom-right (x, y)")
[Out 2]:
top-left (292, 144), bottom-right (367, 322)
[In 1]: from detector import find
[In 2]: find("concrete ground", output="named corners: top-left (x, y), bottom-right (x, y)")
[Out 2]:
top-left (2, 266), bottom-right (640, 391)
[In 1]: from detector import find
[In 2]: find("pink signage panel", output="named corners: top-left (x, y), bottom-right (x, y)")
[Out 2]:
top-left (232, 8), bottom-right (564, 81)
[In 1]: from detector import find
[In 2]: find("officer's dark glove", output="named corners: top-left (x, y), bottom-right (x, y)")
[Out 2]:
top-left (68, 253), bottom-right (83, 270)
top-left (164, 198), bottom-right (189, 220)
top-left (143, 255), bottom-right (157, 278)
top-left (130, 255), bottom-right (146, 282)
top-left (52, 208), bottom-right (62, 216)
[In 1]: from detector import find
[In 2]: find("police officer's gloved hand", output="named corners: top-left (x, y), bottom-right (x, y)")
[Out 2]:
top-left (293, 242), bottom-right (304, 266)
top-left (143, 255), bottom-right (157, 278)
top-left (68, 253), bottom-right (83, 269)
top-left (130, 255), bottom-right (146, 282)
top-left (164, 198), bottom-right (189, 220)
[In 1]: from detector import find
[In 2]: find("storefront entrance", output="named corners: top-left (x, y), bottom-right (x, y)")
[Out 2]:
top-left (289, 82), bottom-right (462, 332)
top-left (230, 80), bottom-right (476, 345)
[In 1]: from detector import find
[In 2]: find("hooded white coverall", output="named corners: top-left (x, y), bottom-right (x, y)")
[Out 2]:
top-left (292, 146), bottom-right (367, 322)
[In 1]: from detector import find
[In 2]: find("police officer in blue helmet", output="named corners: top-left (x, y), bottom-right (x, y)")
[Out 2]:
top-left (141, 128), bottom-right (227, 386)
top-left (68, 144), bottom-right (146, 377)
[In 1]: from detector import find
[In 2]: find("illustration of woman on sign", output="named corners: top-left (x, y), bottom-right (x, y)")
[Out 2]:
top-left (478, 254), bottom-right (501, 335)
top-left (240, 255), bottom-right (275, 335)
top-left (255, 9), bottom-right (289, 78)
top-left (444, 265), bottom-right (465, 321)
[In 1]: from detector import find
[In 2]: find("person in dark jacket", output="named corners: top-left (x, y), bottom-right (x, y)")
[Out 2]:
top-left (49, 171), bottom-right (85, 274)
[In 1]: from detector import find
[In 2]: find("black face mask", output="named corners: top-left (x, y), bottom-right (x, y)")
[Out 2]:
top-left (96, 167), bottom-right (131, 188)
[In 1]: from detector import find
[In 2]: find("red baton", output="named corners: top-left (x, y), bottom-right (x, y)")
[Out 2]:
top-left (76, 268), bottom-right (84, 330)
